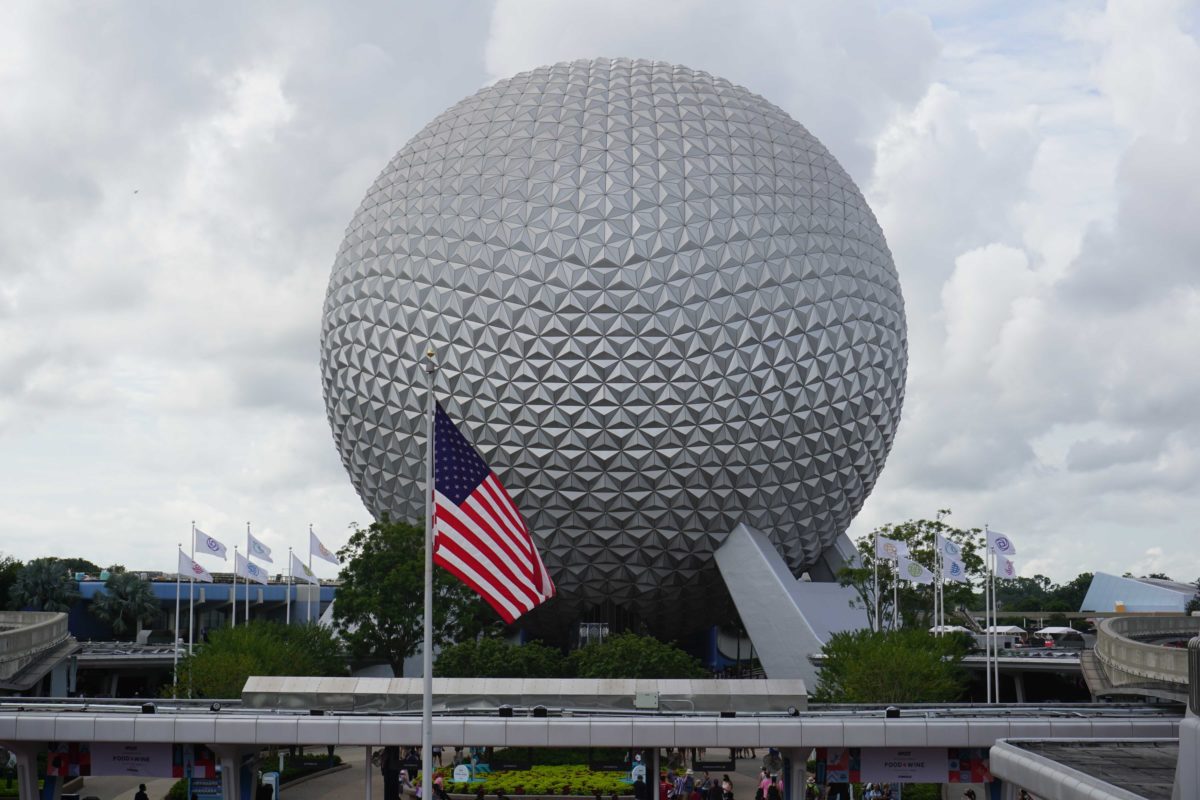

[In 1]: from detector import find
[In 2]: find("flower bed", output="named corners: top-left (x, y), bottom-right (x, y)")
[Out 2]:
top-left (441, 765), bottom-right (631, 796)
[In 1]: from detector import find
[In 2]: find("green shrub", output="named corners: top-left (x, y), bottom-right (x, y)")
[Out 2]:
top-left (436, 765), bottom-right (631, 795)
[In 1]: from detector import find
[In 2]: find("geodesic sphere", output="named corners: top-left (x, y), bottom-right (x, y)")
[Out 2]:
top-left (321, 58), bottom-right (906, 631)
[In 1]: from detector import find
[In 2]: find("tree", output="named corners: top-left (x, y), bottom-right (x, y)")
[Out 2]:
top-left (0, 555), bottom-right (23, 611)
top-left (814, 628), bottom-right (970, 703)
top-left (59, 558), bottom-right (104, 576)
top-left (837, 512), bottom-right (986, 631)
top-left (9, 558), bottom-right (81, 612)
top-left (567, 632), bottom-right (707, 679)
top-left (333, 517), bottom-right (501, 673)
top-left (91, 571), bottom-right (159, 638)
top-left (175, 621), bottom-right (345, 698)
top-left (435, 637), bottom-right (566, 678)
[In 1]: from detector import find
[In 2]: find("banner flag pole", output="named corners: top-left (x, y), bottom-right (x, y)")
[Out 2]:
top-left (985, 524), bottom-right (993, 704)
top-left (308, 524), bottom-right (315, 624)
top-left (873, 530), bottom-right (879, 632)
top-left (188, 521), bottom-right (196, 656)
top-left (173, 543), bottom-right (182, 694)
top-left (421, 347), bottom-right (438, 798)
top-left (244, 520), bottom-right (252, 623)
top-left (286, 547), bottom-right (293, 624)
top-left (232, 545), bottom-right (239, 628)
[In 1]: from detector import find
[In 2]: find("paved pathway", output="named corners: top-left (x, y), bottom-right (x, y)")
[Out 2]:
top-left (76, 775), bottom-right (177, 800)
top-left (75, 748), bottom-right (788, 800)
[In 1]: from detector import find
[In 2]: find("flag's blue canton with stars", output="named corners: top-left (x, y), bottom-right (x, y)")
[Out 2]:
top-left (434, 404), bottom-right (490, 505)
top-left (431, 403), bottom-right (555, 624)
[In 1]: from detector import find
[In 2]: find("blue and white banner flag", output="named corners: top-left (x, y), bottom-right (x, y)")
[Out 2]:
top-left (193, 529), bottom-right (227, 560)
top-left (935, 533), bottom-right (962, 559)
top-left (987, 530), bottom-right (1017, 556)
top-left (247, 531), bottom-right (273, 563)
top-left (943, 558), bottom-right (969, 583)
top-left (234, 552), bottom-right (268, 586)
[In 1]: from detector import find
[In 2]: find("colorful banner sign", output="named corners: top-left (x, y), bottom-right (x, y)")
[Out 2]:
top-left (947, 748), bottom-right (993, 783)
top-left (860, 748), bottom-right (949, 783)
top-left (815, 747), bottom-right (994, 785)
top-left (90, 743), bottom-right (173, 777)
top-left (47, 743), bottom-right (91, 777)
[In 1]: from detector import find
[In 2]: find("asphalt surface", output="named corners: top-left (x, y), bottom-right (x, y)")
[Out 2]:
top-left (77, 749), bottom-right (774, 800)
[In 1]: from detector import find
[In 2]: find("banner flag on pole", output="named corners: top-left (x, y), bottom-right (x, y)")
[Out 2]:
top-left (987, 530), bottom-right (1018, 556)
top-left (193, 529), bottom-right (227, 560)
top-left (309, 531), bottom-right (340, 566)
top-left (935, 533), bottom-right (963, 560)
top-left (247, 531), bottom-right (273, 563)
top-left (875, 535), bottom-right (910, 560)
top-left (178, 552), bottom-right (213, 583)
top-left (897, 556), bottom-right (933, 584)
top-left (943, 558), bottom-right (970, 583)
top-left (234, 552), bottom-right (268, 586)
top-left (431, 403), bottom-right (555, 624)
top-left (998, 555), bottom-right (1018, 579)
top-left (290, 552), bottom-right (318, 585)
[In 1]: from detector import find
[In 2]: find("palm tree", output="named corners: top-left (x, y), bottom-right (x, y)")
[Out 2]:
top-left (9, 558), bottom-right (81, 612)
top-left (91, 571), bottom-right (160, 638)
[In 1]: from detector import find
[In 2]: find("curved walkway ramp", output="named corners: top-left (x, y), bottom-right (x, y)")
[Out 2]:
top-left (1085, 615), bottom-right (1199, 704)
top-left (0, 611), bottom-right (78, 694)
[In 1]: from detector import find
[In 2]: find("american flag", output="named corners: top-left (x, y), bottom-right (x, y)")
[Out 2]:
top-left (432, 403), bottom-right (555, 623)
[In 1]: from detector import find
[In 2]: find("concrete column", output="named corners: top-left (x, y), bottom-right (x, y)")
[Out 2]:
top-left (365, 747), bottom-right (374, 800)
top-left (1012, 673), bottom-right (1026, 704)
top-left (10, 745), bottom-right (41, 800)
top-left (212, 745), bottom-right (257, 800)
top-left (650, 748), bottom-right (660, 795)
top-left (781, 748), bottom-right (807, 800)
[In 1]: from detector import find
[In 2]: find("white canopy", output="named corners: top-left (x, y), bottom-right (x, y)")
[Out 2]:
top-left (929, 625), bottom-right (974, 633)
top-left (985, 625), bottom-right (1026, 634)
top-left (1035, 626), bottom-right (1081, 636)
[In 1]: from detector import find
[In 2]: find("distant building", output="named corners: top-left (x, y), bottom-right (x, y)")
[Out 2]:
top-left (69, 573), bottom-right (337, 640)
top-left (1080, 571), bottom-right (1197, 613)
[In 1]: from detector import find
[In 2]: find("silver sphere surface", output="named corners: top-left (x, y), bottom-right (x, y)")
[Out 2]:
top-left (322, 58), bottom-right (907, 631)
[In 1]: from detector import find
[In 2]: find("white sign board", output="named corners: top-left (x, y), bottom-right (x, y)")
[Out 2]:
top-left (90, 742), bottom-right (174, 777)
top-left (453, 764), bottom-right (471, 782)
top-left (860, 748), bottom-right (948, 783)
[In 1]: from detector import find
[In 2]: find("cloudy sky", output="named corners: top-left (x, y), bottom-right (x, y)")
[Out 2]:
top-left (1, 1), bottom-right (1197, 584)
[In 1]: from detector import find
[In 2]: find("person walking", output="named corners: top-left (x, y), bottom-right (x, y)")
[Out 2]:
top-left (634, 776), bottom-right (650, 800)
top-left (381, 746), bottom-right (401, 800)
top-left (719, 775), bottom-right (733, 800)
top-left (135, 785), bottom-right (149, 800)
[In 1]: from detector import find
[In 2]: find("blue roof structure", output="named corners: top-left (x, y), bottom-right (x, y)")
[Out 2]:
top-left (1080, 572), bottom-right (1196, 613)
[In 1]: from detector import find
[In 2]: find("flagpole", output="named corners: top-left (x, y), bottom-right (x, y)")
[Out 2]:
top-left (873, 530), bottom-right (880, 632)
top-left (992, 551), bottom-right (1000, 702)
top-left (173, 543), bottom-right (182, 695)
top-left (230, 546), bottom-right (237, 628)
top-left (421, 347), bottom-right (437, 800)
top-left (188, 521), bottom-right (196, 656)
top-left (286, 547), bottom-right (293, 624)
top-left (984, 525), bottom-right (992, 704)
top-left (892, 558), bottom-right (899, 630)
top-left (245, 524), bottom-right (252, 625)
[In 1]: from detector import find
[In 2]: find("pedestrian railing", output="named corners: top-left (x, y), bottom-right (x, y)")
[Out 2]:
top-left (1093, 616), bottom-right (1198, 701)
top-left (0, 611), bottom-right (72, 680)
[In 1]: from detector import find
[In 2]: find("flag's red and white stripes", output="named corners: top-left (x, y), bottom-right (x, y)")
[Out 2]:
top-left (433, 474), bottom-right (554, 624)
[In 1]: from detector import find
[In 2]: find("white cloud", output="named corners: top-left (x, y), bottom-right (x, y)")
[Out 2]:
top-left (1, 0), bottom-right (1197, 589)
